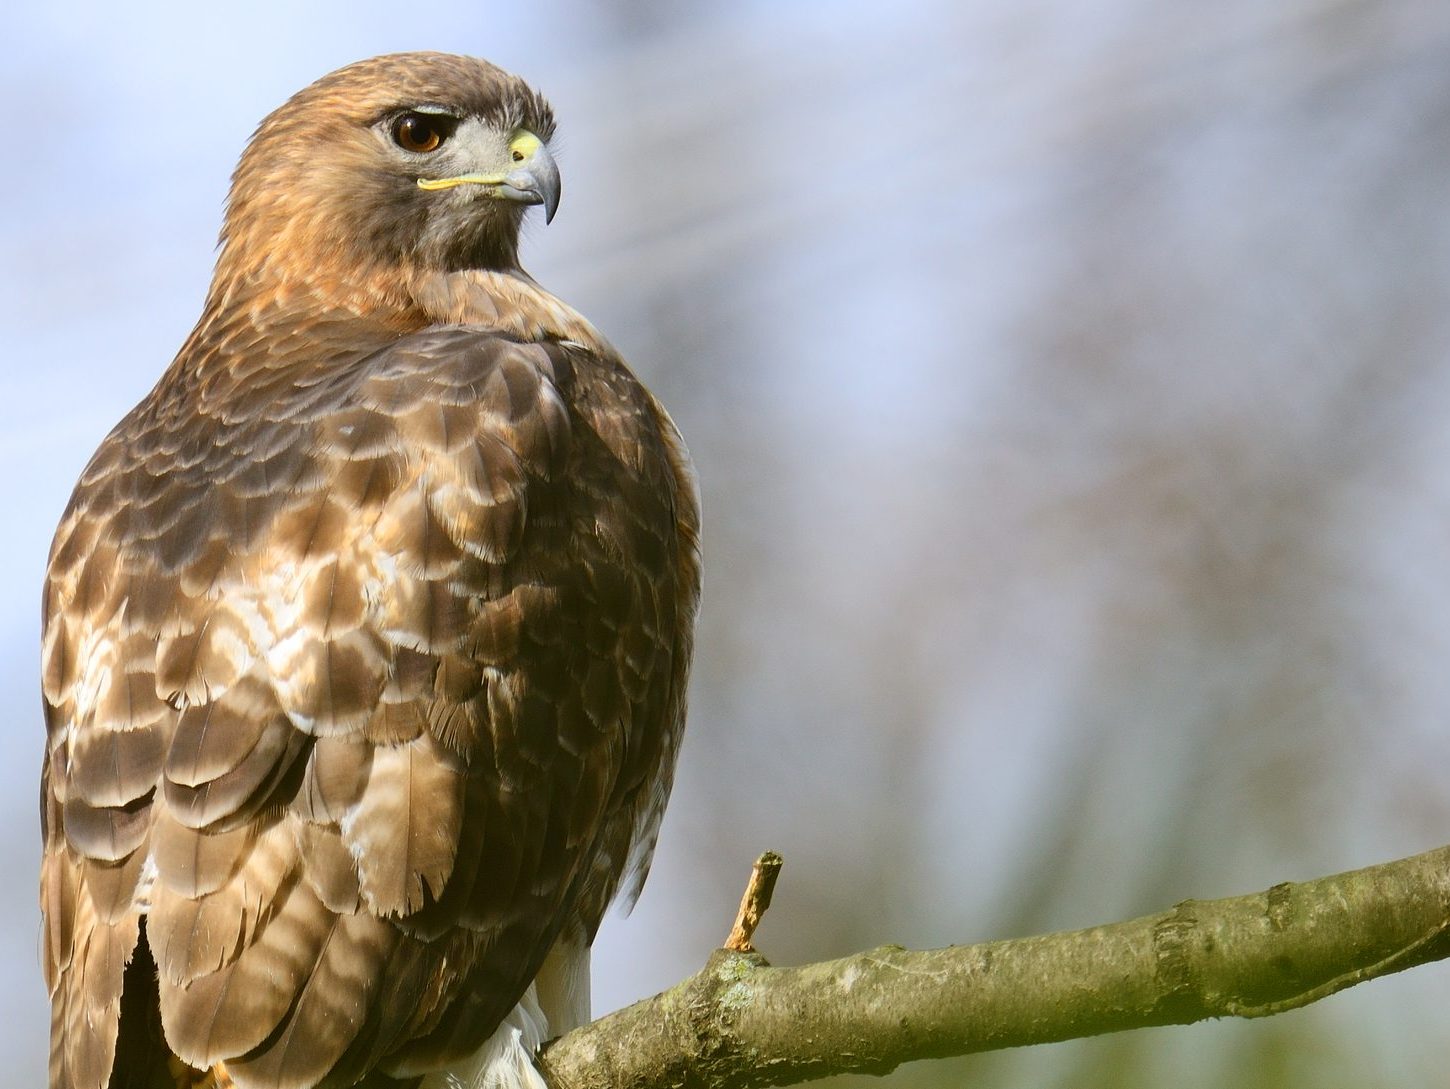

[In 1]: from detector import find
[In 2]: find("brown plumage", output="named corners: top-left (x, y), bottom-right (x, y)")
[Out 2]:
top-left (40, 53), bottom-right (700, 1089)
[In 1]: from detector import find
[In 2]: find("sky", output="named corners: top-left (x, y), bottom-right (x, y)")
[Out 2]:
top-left (6, 2), bottom-right (1450, 1086)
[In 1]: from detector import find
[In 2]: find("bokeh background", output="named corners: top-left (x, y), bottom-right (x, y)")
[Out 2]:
top-left (6, 1), bottom-right (1450, 1085)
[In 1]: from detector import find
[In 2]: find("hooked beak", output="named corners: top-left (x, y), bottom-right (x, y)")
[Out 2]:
top-left (417, 130), bottom-right (561, 224)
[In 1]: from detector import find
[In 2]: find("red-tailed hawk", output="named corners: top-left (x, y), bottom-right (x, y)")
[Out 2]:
top-left (40, 53), bottom-right (700, 1089)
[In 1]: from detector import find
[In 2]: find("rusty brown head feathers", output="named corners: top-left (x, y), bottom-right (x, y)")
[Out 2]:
top-left (217, 52), bottom-right (559, 303)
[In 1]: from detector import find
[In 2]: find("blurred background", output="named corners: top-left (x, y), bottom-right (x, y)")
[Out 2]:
top-left (5, 0), bottom-right (1450, 1085)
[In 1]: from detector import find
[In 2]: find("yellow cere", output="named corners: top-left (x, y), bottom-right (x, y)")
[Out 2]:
top-left (509, 130), bottom-right (544, 160)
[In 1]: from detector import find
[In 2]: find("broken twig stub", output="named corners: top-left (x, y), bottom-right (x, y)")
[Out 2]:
top-left (725, 852), bottom-right (784, 954)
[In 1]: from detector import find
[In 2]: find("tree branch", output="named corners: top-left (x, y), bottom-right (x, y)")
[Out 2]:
top-left (539, 844), bottom-right (1450, 1089)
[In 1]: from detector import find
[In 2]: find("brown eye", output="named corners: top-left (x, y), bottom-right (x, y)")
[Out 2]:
top-left (392, 112), bottom-right (451, 153)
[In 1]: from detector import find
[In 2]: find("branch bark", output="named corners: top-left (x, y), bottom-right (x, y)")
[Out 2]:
top-left (539, 843), bottom-right (1450, 1089)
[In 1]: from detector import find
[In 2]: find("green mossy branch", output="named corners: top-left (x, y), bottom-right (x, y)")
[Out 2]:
top-left (539, 844), bottom-right (1450, 1089)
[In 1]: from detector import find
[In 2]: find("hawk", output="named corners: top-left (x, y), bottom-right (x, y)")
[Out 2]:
top-left (40, 53), bottom-right (700, 1089)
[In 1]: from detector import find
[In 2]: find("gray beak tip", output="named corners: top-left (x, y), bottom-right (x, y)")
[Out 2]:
top-left (509, 142), bottom-right (561, 226)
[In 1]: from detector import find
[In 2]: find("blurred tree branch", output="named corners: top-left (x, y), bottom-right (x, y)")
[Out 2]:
top-left (539, 845), bottom-right (1450, 1089)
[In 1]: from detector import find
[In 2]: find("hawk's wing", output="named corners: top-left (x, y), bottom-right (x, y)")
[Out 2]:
top-left (41, 326), bottom-right (698, 1089)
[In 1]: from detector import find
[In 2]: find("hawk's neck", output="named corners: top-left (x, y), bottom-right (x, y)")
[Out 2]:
top-left (178, 266), bottom-right (613, 390)
top-left (411, 269), bottom-right (608, 352)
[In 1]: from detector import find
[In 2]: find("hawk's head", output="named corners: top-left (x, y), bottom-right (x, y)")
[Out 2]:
top-left (217, 52), bottom-right (559, 291)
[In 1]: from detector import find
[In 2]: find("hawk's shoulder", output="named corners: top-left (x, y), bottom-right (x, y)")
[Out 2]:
top-left (41, 318), bottom-right (699, 1087)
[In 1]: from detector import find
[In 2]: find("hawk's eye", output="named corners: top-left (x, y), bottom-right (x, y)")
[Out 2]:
top-left (392, 112), bottom-right (454, 153)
